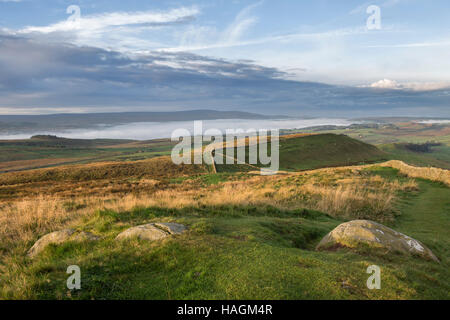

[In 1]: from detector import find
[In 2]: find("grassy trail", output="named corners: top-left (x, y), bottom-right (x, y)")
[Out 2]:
top-left (394, 180), bottom-right (450, 265)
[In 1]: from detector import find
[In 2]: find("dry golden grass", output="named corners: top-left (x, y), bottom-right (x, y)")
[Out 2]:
top-left (380, 160), bottom-right (450, 186)
top-left (3, 159), bottom-right (445, 256)
top-left (0, 196), bottom-right (87, 248)
top-left (0, 156), bottom-right (208, 186)
top-left (280, 133), bottom-right (316, 139)
top-left (0, 156), bottom-right (448, 300)
top-left (0, 162), bottom-right (421, 252)
top-left (0, 158), bottom-right (88, 172)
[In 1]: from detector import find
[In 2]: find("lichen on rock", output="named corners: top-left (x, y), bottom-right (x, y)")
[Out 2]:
top-left (316, 220), bottom-right (439, 262)
top-left (115, 222), bottom-right (187, 241)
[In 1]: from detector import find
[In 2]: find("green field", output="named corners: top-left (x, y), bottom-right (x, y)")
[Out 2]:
top-left (283, 122), bottom-right (450, 170)
top-left (1, 122), bottom-right (449, 173)
top-left (380, 144), bottom-right (450, 169)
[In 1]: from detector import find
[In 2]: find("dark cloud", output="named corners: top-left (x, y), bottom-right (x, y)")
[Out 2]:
top-left (0, 33), bottom-right (449, 117)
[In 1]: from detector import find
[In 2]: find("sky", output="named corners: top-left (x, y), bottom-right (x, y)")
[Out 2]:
top-left (0, 0), bottom-right (449, 117)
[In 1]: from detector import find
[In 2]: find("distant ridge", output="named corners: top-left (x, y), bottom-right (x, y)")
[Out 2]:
top-left (353, 116), bottom-right (450, 123)
top-left (0, 110), bottom-right (290, 134)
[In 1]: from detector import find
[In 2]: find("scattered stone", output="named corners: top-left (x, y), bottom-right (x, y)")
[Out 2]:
top-left (154, 222), bottom-right (187, 235)
top-left (115, 222), bottom-right (187, 241)
top-left (28, 229), bottom-right (100, 258)
top-left (316, 220), bottom-right (439, 262)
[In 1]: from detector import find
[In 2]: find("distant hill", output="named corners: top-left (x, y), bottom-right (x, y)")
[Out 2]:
top-left (277, 134), bottom-right (387, 170)
top-left (0, 110), bottom-right (289, 134)
top-left (215, 134), bottom-right (387, 172)
top-left (353, 116), bottom-right (450, 123)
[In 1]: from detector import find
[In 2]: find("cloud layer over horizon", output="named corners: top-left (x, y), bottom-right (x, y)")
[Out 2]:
top-left (0, 1), bottom-right (449, 117)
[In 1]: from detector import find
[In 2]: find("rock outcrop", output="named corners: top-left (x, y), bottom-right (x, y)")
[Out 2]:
top-left (115, 222), bottom-right (187, 241)
top-left (28, 229), bottom-right (100, 258)
top-left (316, 220), bottom-right (439, 262)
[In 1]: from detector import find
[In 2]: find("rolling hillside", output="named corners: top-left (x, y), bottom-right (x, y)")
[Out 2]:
top-left (0, 131), bottom-right (448, 300)
top-left (216, 133), bottom-right (387, 172)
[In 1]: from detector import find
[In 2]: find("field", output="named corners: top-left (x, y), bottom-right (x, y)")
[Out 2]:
top-left (0, 130), bottom-right (449, 300)
top-left (215, 133), bottom-right (387, 173)
top-left (0, 136), bottom-right (178, 173)
top-left (291, 122), bottom-right (450, 169)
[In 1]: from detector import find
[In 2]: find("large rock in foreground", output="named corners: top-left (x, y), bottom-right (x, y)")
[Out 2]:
top-left (115, 222), bottom-right (187, 241)
top-left (28, 229), bottom-right (100, 258)
top-left (316, 220), bottom-right (439, 262)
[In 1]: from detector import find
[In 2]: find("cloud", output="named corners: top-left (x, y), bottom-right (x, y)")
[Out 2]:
top-left (222, 1), bottom-right (262, 44)
top-left (0, 33), bottom-right (449, 117)
top-left (368, 79), bottom-right (450, 91)
top-left (8, 7), bottom-right (199, 52)
top-left (159, 26), bottom-right (369, 53)
top-left (367, 41), bottom-right (450, 48)
top-left (369, 79), bottom-right (402, 89)
top-left (160, 2), bottom-right (264, 53)
top-left (19, 7), bottom-right (199, 34)
top-left (0, 33), bottom-right (288, 108)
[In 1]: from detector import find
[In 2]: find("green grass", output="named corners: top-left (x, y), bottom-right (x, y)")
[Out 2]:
top-left (379, 143), bottom-right (450, 169)
top-left (284, 122), bottom-right (450, 169)
top-left (216, 134), bottom-right (387, 173)
top-left (277, 134), bottom-right (387, 170)
top-left (393, 179), bottom-right (450, 263)
top-left (294, 123), bottom-right (450, 146)
top-left (2, 169), bottom-right (449, 300)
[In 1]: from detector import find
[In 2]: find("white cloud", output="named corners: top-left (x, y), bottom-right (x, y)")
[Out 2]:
top-left (222, 1), bottom-right (262, 44)
top-left (19, 7), bottom-right (199, 34)
top-left (10, 7), bottom-right (200, 54)
top-left (367, 41), bottom-right (450, 48)
top-left (368, 79), bottom-right (450, 91)
top-left (166, 1), bottom-right (263, 53)
top-left (370, 79), bottom-right (401, 89)
top-left (159, 26), bottom-right (369, 53)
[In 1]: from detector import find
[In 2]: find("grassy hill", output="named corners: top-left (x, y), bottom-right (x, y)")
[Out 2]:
top-left (216, 133), bottom-right (387, 173)
top-left (284, 122), bottom-right (450, 170)
top-left (278, 134), bottom-right (387, 170)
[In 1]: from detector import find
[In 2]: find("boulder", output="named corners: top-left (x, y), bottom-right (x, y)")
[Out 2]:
top-left (115, 222), bottom-right (187, 241)
top-left (28, 229), bottom-right (100, 258)
top-left (154, 222), bottom-right (187, 235)
top-left (316, 220), bottom-right (439, 262)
